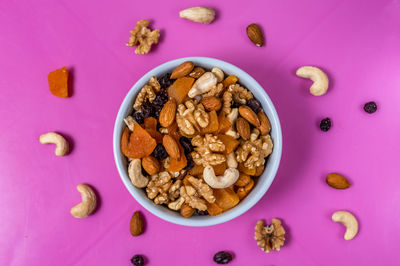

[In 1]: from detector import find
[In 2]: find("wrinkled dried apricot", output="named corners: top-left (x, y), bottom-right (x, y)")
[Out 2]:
top-left (48, 66), bottom-right (69, 98)
top-left (213, 187), bottom-right (240, 210)
top-left (146, 128), bottom-right (163, 143)
top-left (189, 164), bottom-right (204, 176)
top-left (206, 202), bottom-right (223, 216)
top-left (144, 117), bottom-right (157, 131)
top-left (238, 162), bottom-right (256, 176)
top-left (223, 75), bottom-right (238, 88)
top-left (201, 111), bottom-right (219, 134)
top-left (217, 134), bottom-right (239, 154)
top-left (213, 162), bottom-right (227, 176)
top-left (168, 77), bottom-right (195, 104)
top-left (122, 124), bottom-right (156, 159)
top-left (218, 112), bottom-right (232, 134)
top-left (168, 142), bottom-right (187, 172)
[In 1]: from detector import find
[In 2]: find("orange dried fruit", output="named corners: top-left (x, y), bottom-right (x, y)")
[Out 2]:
top-left (236, 188), bottom-right (247, 200)
top-left (206, 202), bottom-right (223, 216)
top-left (200, 111), bottom-right (219, 134)
top-left (167, 121), bottom-right (180, 139)
top-left (48, 66), bottom-right (69, 98)
top-left (121, 124), bottom-right (156, 159)
top-left (217, 134), bottom-right (239, 154)
top-left (189, 164), bottom-right (204, 176)
top-left (213, 187), bottom-right (240, 210)
top-left (168, 142), bottom-right (187, 172)
top-left (167, 77), bottom-right (195, 104)
top-left (217, 112), bottom-right (232, 134)
top-left (146, 128), bottom-right (163, 143)
top-left (213, 162), bottom-right (227, 176)
top-left (223, 75), bottom-right (238, 88)
top-left (238, 162), bottom-right (256, 176)
top-left (144, 117), bottom-right (157, 131)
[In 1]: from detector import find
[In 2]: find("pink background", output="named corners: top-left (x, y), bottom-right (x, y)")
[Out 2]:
top-left (1, 0), bottom-right (400, 265)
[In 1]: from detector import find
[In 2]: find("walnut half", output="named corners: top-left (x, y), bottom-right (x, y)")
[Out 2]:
top-left (254, 219), bottom-right (285, 253)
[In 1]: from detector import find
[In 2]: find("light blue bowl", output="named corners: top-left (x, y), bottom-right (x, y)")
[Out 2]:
top-left (113, 57), bottom-right (282, 227)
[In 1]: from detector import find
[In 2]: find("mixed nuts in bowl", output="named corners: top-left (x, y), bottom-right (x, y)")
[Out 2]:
top-left (113, 57), bottom-right (282, 226)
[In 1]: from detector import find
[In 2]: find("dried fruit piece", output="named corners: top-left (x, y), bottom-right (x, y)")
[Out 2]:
top-left (247, 23), bottom-right (264, 47)
top-left (234, 174), bottom-right (251, 187)
top-left (170, 61), bottom-right (194, 79)
top-left (159, 73), bottom-right (174, 89)
top-left (145, 129), bottom-right (162, 143)
top-left (206, 202), bottom-right (223, 216)
top-left (159, 99), bottom-right (177, 127)
top-left (320, 118), bottom-right (331, 132)
top-left (217, 113), bottom-right (232, 134)
top-left (223, 75), bottom-right (239, 88)
top-left (152, 143), bottom-right (168, 160)
top-left (143, 117), bottom-right (157, 131)
top-left (130, 211), bottom-right (144, 236)
top-left (180, 204), bottom-right (195, 218)
top-left (218, 134), bottom-right (239, 154)
top-left (189, 164), bottom-right (204, 176)
top-left (236, 117), bottom-right (250, 140)
top-left (326, 173), bottom-right (350, 189)
top-left (167, 77), bottom-right (195, 104)
top-left (239, 106), bottom-right (260, 127)
top-left (248, 98), bottom-right (262, 113)
top-left (254, 164), bottom-right (264, 177)
top-left (213, 161), bottom-right (227, 176)
top-left (364, 101), bottom-right (377, 114)
top-left (121, 124), bottom-right (157, 159)
top-left (200, 111), bottom-right (219, 134)
top-left (238, 162), bottom-right (256, 176)
top-left (213, 251), bottom-right (233, 264)
top-left (179, 136), bottom-right (194, 155)
top-left (48, 66), bottom-right (69, 98)
top-left (142, 156), bottom-right (160, 175)
top-left (258, 111), bottom-right (271, 135)
top-left (189, 67), bottom-right (206, 78)
top-left (168, 143), bottom-right (187, 172)
top-left (131, 254), bottom-right (144, 266)
top-left (213, 187), bottom-right (240, 210)
top-left (163, 135), bottom-right (181, 160)
top-left (201, 96), bottom-right (222, 112)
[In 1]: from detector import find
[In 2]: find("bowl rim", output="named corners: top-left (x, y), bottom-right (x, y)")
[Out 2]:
top-left (113, 56), bottom-right (282, 227)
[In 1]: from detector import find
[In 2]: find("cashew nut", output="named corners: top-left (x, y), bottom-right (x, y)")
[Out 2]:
top-left (332, 210), bottom-right (359, 240)
top-left (225, 108), bottom-right (240, 139)
top-left (203, 165), bottom-right (239, 189)
top-left (70, 184), bottom-right (97, 218)
top-left (188, 72), bottom-right (217, 98)
top-left (296, 66), bottom-right (329, 96)
top-left (128, 159), bottom-right (149, 188)
top-left (211, 67), bottom-right (224, 82)
top-left (39, 132), bottom-right (69, 156)
top-left (226, 152), bottom-right (238, 168)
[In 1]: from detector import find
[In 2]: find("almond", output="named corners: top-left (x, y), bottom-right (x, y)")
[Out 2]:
top-left (170, 61), bottom-right (194, 79)
top-left (189, 67), bottom-right (206, 78)
top-left (162, 135), bottom-right (180, 160)
top-left (201, 96), bottom-right (221, 111)
top-left (238, 106), bottom-right (260, 127)
top-left (246, 23), bottom-right (264, 47)
top-left (257, 111), bottom-right (271, 135)
top-left (326, 173), bottom-right (350, 189)
top-left (142, 156), bottom-right (160, 175)
top-left (180, 204), bottom-right (195, 218)
top-left (159, 99), bottom-right (176, 127)
top-left (130, 211), bottom-right (144, 236)
top-left (236, 117), bottom-right (250, 140)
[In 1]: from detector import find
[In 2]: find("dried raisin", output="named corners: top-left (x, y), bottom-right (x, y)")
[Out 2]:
top-left (213, 251), bottom-right (232, 264)
top-left (141, 101), bottom-right (155, 118)
top-left (248, 98), bottom-right (261, 113)
top-left (152, 143), bottom-right (168, 160)
top-left (364, 101), bottom-right (377, 114)
top-left (131, 254), bottom-right (144, 266)
top-left (159, 73), bottom-right (174, 89)
top-left (183, 155), bottom-right (194, 171)
top-left (320, 118), bottom-right (331, 132)
top-left (179, 136), bottom-right (193, 154)
top-left (133, 111), bottom-right (145, 124)
top-left (194, 209), bottom-right (208, 216)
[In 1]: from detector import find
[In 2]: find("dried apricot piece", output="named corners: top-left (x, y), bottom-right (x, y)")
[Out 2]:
top-left (146, 128), bottom-right (162, 143)
top-left (167, 77), bottom-right (195, 104)
top-left (168, 142), bottom-right (187, 172)
top-left (238, 162), bottom-right (256, 176)
top-left (218, 112), bottom-right (232, 134)
top-left (213, 187), bottom-right (240, 210)
top-left (48, 66), bottom-right (69, 98)
top-left (223, 75), bottom-right (238, 88)
top-left (213, 162), bottom-right (227, 176)
top-left (189, 164), bottom-right (204, 176)
top-left (200, 111), bottom-right (219, 134)
top-left (144, 117), bottom-right (157, 131)
top-left (167, 121), bottom-right (180, 140)
top-left (122, 124), bottom-right (157, 158)
top-left (217, 134), bottom-right (239, 154)
top-left (206, 202), bottom-right (223, 216)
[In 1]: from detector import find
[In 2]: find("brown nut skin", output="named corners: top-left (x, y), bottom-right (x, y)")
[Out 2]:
top-left (189, 67), bottom-right (206, 78)
top-left (170, 61), bottom-right (195, 79)
top-left (180, 204), bottom-right (195, 218)
top-left (159, 99), bottom-right (177, 127)
top-left (201, 96), bottom-right (222, 112)
top-left (236, 117), bottom-right (250, 140)
top-left (239, 106), bottom-right (260, 127)
top-left (162, 135), bottom-right (181, 160)
top-left (130, 211), bottom-right (144, 236)
top-left (246, 23), bottom-right (264, 47)
top-left (257, 111), bottom-right (271, 135)
top-left (326, 173), bottom-right (351, 189)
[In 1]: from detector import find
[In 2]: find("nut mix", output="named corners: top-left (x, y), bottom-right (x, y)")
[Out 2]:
top-left (121, 61), bottom-right (274, 217)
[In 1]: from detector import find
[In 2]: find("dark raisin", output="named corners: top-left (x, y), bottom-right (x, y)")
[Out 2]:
top-left (213, 251), bottom-right (232, 264)
top-left (248, 98), bottom-right (262, 113)
top-left (176, 169), bottom-right (188, 180)
top-left (320, 118), bottom-right (331, 132)
top-left (131, 254), bottom-right (144, 266)
top-left (153, 88), bottom-right (168, 106)
top-left (133, 111), bottom-right (144, 125)
top-left (364, 101), bottom-right (377, 114)
top-left (159, 73), bottom-right (174, 89)
top-left (179, 137), bottom-right (193, 154)
top-left (183, 155), bottom-right (194, 171)
top-left (141, 101), bottom-right (155, 118)
top-left (194, 209), bottom-right (208, 216)
top-left (231, 101), bottom-right (241, 108)
top-left (152, 144), bottom-right (168, 160)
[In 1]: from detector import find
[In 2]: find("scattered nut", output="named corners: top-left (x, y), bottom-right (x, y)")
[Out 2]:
top-left (130, 211), bottom-right (144, 236)
top-left (326, 173), bottom-right (350, 189)
top-left (239, 106), bottom-right (260, 127)
top-left (70, 184), bottom-right (97, 218)
top-left (179, 7), bottom-right (216, 24)
top-left (296, 66), bottom-right (329, 96)
top-left (163, 135), bottom-right (181, 160)
top-left (332, 210), bottom-right (359, 240)
top-left (247, 23), bottom-right (264, 47)
top-left (201, 96), bottom-right (222, 111)
top-left (127, 19), bottom-right (160, 55)
top-left (236, 117), bottom-right (251, 140)
top-left (159, 99), bottom-right (177, 127)
top-left (142, 156), bottom-right (160, 175)
top-left (211, 67), bottom-right (224, 82)
top-left (257, 111), bottom-right (271, 135)
top-left (170, 61), bottom-right (195, 79)
top-left (255, 219), bottom-right (285, 253)
top-left (188, 72), bottom-right (217, 98)
top-left (39, 132), bottom-right (69, 156)
top-left (203, 165), bottom-right (239, 189)
top-left (128, 159), bottom-right (150, 188)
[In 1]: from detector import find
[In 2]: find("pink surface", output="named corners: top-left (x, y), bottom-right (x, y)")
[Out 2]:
top-left (1, 0), bottom-right (399, 265)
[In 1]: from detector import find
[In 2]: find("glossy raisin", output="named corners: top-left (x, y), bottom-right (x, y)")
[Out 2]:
top-left (159, 73), bottom-right (174, 89)
top-left (131, 254), bottom-right (144, 266)
top-left (248, 98), bottom-right (262, 113)
top-left (152, 143), bottom-right (168, 160)
top-left (213, 251), bottom-right (232, 264)
top-left (183, 155), bottom-right (194, 171)
top-left (194, 209), bottom-right (208, 216)
top-left (179, 137), bottom-right (193, 154)
top-left (133, 111), bottom-right (144, 125)
top-left (364, 101), bottom-right (377, 114)
top-left (141, 101), bottom-right (155, 118)
top-left (320, 118), bottom-right (331, 132)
